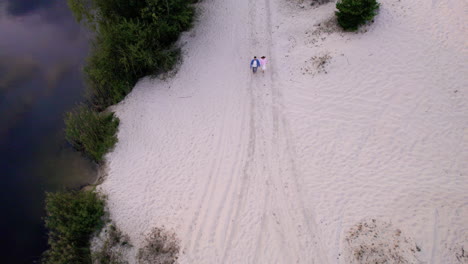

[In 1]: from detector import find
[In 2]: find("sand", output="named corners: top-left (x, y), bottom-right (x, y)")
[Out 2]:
top-left (99, 0), bottom-right (468, 263)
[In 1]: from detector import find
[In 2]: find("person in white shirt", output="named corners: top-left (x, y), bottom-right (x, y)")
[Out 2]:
top-left (260, 56), bottom-right (267, 73)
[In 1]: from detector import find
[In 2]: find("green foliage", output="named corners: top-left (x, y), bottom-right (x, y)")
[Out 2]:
top-left (335, 0), bottom-right (379, 31)
top-left (67, 0), bottom-right (196, 110)
top-left (65, 105), bottom-right (119, 163)
top-left (43, 190), bottom-right (106, 264)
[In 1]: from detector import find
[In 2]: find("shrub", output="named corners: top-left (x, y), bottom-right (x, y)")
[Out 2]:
top-left (67, 0), bottom-right (196, 110)
top-left (92, 224), bottom-right (131, 264)
top-left (335, 0), bottom-right (379, 31)
top-left (43, 190), bottom-right (106, 264)
top-left (65, 105), bottom-right (119, 163)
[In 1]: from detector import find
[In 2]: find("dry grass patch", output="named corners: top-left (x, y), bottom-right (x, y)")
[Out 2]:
top-left (344, 219), bottom-right (422, 264)
top-left (137, 227), bottom-right (180, 264)
top-left (301, 53), bottom-right (332, 75)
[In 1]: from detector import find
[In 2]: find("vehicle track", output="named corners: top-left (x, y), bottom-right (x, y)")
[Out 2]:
top-left (180, 0), bottom-right (328, 262)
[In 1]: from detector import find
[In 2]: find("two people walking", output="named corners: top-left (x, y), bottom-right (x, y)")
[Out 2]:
top-left (250, 56), bottom-right (267, 74)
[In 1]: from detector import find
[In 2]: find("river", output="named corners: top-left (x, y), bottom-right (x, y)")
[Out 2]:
top-left (0, 1), bottom-right (95, 262)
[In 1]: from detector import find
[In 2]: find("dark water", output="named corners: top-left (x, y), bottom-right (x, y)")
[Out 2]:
top-left (0, 1), bottom-right (96, 263)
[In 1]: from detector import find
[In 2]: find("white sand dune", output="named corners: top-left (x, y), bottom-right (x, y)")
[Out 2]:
top-left (100, 0), bottom-right (468, 263)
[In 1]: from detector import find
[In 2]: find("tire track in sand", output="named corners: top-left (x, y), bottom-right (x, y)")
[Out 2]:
top-left (222, 0), bottom-right (328, 262)
top-left (181, 0), bottom-right (254, 262)
top-left (184, 0), bottom-right (328, 262)
top-left (220, 0), bottom-right (268, 261)
top-left (250, 0), bottom-right (329, 262)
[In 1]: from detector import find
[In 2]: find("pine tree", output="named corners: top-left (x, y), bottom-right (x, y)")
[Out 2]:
top-left (335, 0), bottom-right (380, 31)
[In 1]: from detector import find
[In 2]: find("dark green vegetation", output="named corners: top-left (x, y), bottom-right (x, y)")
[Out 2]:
top-left (68, 0), bottom-right (197, 110)
top-left (63, 0), bottom-right (197, 163)
top-left (65, 105), bottom-right (119, 163)
top-left (335, 0), bottom-right (379, 31)
top-left (43, 190), bottom-right (105, 264)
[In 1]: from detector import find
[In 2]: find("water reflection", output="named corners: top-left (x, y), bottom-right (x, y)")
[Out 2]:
top-left (0, 1), bottom-right (95, 262)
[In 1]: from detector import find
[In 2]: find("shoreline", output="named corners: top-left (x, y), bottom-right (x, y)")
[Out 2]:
top-left (42, 1), bottom-right (198, 262)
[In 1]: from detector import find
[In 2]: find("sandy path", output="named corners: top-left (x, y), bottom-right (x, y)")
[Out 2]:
top-left (216, 0), bottom-right (327, 262)
top-left (175, 0), bottom-right (325, 262)
top-left (101, 0), bottom-right (468, 263)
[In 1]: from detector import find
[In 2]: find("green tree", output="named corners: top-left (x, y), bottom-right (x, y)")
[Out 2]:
top-left (43, 190), bottom-right (105, 264)
top-left (335, 0), bottom-right (379, 31)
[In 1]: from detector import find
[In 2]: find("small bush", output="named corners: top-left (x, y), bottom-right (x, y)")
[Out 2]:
top-left (93, 224), bottom-right (131, 264)
top-left (65, 105), bottom-right (119, 163)
top-left (137, 227), bottom-right (179, 264)
top-left (43, 190), bottom-right (106, 264)
top-left (335, 0), bottom-right (379, 31)
top-left (93, 224), bottom-right (130, 264)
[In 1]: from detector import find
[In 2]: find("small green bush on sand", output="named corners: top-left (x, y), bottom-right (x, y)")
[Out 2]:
top-left (65, 105), bottom-right (119, 163)
top-left (42, 190), bottom-right (105, 264)
top-left (335, 0), bottom-right (379, 31)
